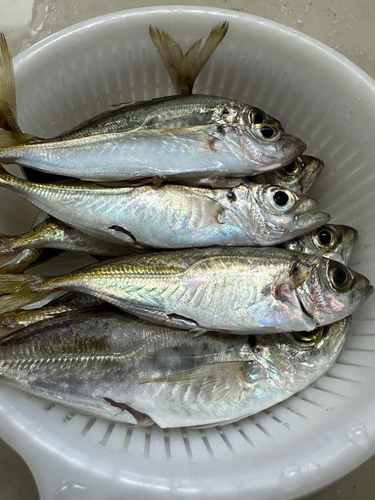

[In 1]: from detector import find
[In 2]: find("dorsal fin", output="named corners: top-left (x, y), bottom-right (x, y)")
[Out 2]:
top-left (149, 21), bottom-right (229, 95)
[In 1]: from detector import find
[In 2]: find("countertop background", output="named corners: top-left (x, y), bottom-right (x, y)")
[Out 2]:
top-left (0, 1), bottom-right (374, 499)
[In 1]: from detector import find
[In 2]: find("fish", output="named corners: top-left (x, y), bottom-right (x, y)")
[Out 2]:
top-left (0, 247), bottom-right (371, 334)
top-left (250, 155), bottom-right (324, 195)
top-left (0, 167), bottom-right (329, 249)
top-left (282, 224), bottom-right (358, 265)
top-left (0, 25), bottom-right (305, 184)
top-left (0, 309), bottom-right (351, 428)
top-left (0, 217), bottom-right (144, 257)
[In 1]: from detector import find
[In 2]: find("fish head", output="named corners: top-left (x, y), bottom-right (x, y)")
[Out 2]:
top-left (297, 258), bottom-right (374, 326)
top-left (251, 317), bottom-right (351, 392)
top-left (284, 224), bottom-right (358, 265)
top-left (229, 106), bottom-right (306, 172)
top-left (235, 183), bottom-right (329, 244)
top-left (262, 155), bottom-right (324, 194)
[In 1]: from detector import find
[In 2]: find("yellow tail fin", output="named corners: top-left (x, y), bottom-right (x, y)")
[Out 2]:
top-left (0, 32), bottom-right (36, 148)
top-left (0, 274), bottom-right (52, 314)
top-left (149, 21), bottom-right (229, 96)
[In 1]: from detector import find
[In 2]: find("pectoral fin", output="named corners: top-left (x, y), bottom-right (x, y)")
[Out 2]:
top-left (140, 360), bottom-right (248, 401)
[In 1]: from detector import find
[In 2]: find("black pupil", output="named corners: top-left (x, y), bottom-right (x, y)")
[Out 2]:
top-left (318, 229), bottom-right (332, 245)
top-left (260, 126), bottom-right (274, 138)
top-left (273, 191), bottom-right (289, 206)
top-left (333, 267), bottom-right (347, 286)
top-left (253, 113), bottom-right (264, 124)
top-left (283, 162), bottom-right (297, 174)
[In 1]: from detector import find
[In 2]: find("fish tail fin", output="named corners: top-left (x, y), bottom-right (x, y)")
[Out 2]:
top-left (0, 33), bottom-right (35, 148)
top-left (0, 251), bottom-right (22, 269)
top-left (0, 274), bottom-right (54, 314)
top-left (149, 21), bottom-right (229, 95)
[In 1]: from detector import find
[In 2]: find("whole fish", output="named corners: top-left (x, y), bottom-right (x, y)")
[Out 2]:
top-left (250, 155), bottom-right (324, 195)
top-left (0, 168), bottom-right (329, 249)
top-left (0, 217), bottom-right (144, 256)
top-left (0, 247), bottom-right (371, 334)
top-left (0, 223), bottom-right (357, 333)
top-left (282, 224), bottom-right (358, 265)
top-left (0, 25), bottom-right (305, 184)
top-left (0, 309), bottom-right (351, 428)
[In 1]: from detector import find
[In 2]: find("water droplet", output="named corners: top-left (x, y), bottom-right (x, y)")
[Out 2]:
top-left (170, 479), bottom-right (181, 490)
top-left (346, 422), bottom-right (369, 449)
top-left (280, 464), bottom-right (302, 492)
top-left (325, 407), bottom-right (333, 412)
top-left (307, 462), bottom-right (322, 478)
top-left (346, 112), bottom-right (352, 119)
top-left (236, 479), bottom-right (243, 487)
top-left (36, 425), bottom-right (43, 433)
top-left (54, 479), bottom-right (89, 500)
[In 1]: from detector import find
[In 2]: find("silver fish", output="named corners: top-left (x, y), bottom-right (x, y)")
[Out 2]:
top-left (0, 217), bottom-right (143, 256)
top-left (282, 224), bottom-right (358, 265)
top-left (0, 26), bottom-right (305, 184)
top-left (0, 247), bottom-right (371, 334)
top-left (0, 168), bottom-right (329, 249)
top-left (0, 310), bottom-right (351, 428)
top-left (250, 155), bottom-right (324, 195)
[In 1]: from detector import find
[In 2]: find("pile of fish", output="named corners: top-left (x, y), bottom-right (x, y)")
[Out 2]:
top-left (0, 23), bottom-right (372, 428)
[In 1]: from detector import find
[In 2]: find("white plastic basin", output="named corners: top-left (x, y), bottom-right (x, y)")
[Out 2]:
top-left (0, 6), bottom-right (374, 500)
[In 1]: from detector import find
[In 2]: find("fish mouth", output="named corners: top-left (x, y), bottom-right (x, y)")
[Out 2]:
top-left (282, 137), bottom-right (307, 164)
top-left (340, 227), bottom-right (358, 264)
top-left (299, 156), bottom-right (325, 193)
top-left (294, 212), bottom-right (330, 231)
top-left (364, 285), bottom-right (374, 301)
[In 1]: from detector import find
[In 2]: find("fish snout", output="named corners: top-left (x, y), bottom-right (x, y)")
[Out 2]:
top-left (281, 136), bottom-right (307, 165)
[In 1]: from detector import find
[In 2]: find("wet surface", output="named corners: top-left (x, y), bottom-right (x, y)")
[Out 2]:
top-left (0, 0), bottom-right (374, 499)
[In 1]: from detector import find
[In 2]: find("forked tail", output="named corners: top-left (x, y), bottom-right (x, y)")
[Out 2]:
top-left (0, 274), bottom-right (54, 314)
top-left (0, 33), bottom-right (35, 149)
top-left (149, 21), bottom-right (229, 96)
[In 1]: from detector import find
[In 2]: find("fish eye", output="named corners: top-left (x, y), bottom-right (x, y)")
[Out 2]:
top-left (282, 160), bottom-right (301, 176)
top-left (333, 267), bottom-right (347, 286)
top-left (313, 226), bottom-right (338, 250)
top-left (252, 123), bottom-right (281, 142)
top-left (328, 262), bottom-right (353, 292)
top-left (318, 229), bottom-right (332, 245)
top-left (266, 187), bottom-right (295, 211)
top-left (292, 328), bottom-right (322, 345)
top-left (260, 126), bottom-right (275, 139)
top-left (250, 110), bottom-right (266, 124)
top-left (274, 190), bottom-right (289, 206)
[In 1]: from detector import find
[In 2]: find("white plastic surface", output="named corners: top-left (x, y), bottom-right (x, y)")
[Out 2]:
top-left (0, 6), bottom-right (375, 500)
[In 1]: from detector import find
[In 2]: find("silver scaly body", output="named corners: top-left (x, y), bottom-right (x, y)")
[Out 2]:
top-left (0, 309), bottom-right (351, 428)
